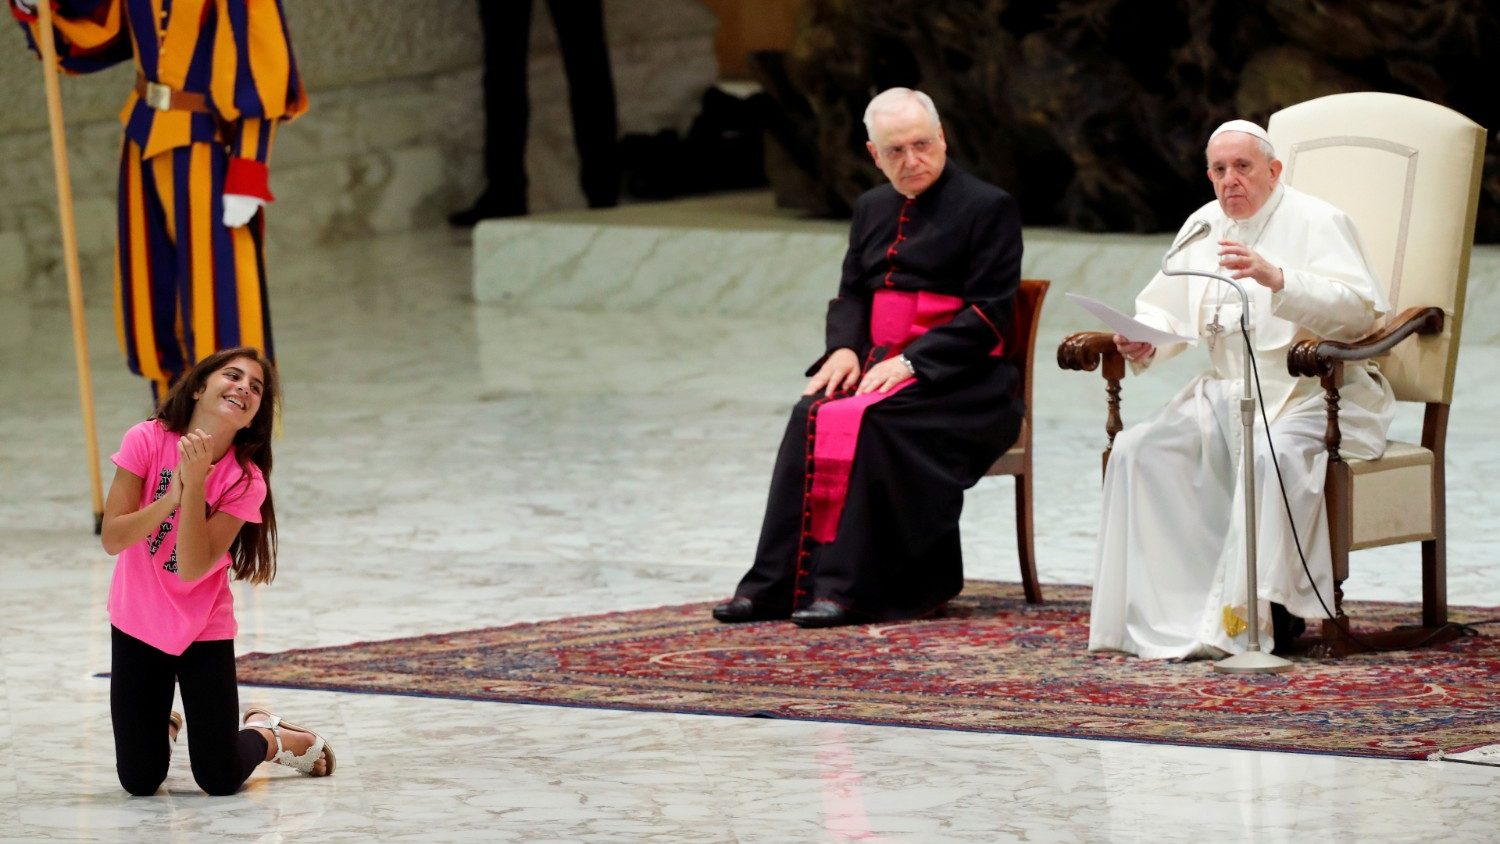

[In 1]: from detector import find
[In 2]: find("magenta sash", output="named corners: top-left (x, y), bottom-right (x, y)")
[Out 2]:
top-left (806, 290), bottom-right (974, 542)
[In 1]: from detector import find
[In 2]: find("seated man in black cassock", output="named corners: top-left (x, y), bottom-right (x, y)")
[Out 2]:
top-left (712, 87), bottom-right (1025, 628)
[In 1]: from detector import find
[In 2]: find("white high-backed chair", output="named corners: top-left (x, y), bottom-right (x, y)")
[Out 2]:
top-left (1057, 93), bottom-right (1486, 655)
top-left (1275, 92), bottom-right (1486, 654)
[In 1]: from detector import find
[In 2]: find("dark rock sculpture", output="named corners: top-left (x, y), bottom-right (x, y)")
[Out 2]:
top-left (753, 0), bottom-right (1498, 240)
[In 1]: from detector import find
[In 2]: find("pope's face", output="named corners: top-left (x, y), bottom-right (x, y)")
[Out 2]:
top-left (866, 103), bottom-right (947, 197)
top-left (1206, 132), bottom-right (1282, 220)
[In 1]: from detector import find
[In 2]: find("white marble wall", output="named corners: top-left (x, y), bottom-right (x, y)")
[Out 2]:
top-left (474, 198), bottom-right (846, 316)
top-left (472, 192), bottom-right (1500, 346)
top-left (0, 0), bottom-right (719, 296)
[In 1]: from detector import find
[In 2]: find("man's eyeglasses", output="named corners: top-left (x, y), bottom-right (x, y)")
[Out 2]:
top-left (879, 137), bottom-right (935, 160)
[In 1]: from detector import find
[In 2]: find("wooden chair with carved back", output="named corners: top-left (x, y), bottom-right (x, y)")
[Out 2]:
top-left (983, 278), bottom-right (1049, 604)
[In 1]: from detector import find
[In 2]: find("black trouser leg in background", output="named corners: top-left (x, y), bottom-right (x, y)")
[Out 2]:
top-left (110, 627), bottom-right (268, 797)
top-left (476, 0), bottom-right (618, 211)
top-left (480, 0), bottom-right (534, 212)
top-left (545, 0), bottom-right (619, 207)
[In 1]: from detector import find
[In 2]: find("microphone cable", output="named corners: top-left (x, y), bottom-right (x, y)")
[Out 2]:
top-left (1237, 317), bottom-right (1478, 653)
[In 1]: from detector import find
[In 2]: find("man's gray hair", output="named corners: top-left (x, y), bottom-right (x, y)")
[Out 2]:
top-left (863, 88), bottom-right (941, 140)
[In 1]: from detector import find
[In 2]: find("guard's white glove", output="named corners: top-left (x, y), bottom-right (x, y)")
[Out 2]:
top-left (222, 193), bottom-right (263, 228)
top-left (13, 0), bottom-right (38, 14)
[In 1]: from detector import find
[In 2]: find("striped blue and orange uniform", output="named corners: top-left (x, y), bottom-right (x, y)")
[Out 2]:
top-left (14, 0), bottom-right (306, 397)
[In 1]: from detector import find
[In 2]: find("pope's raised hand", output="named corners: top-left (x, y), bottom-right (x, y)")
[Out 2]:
top-left (1217, 240), bottom-right (1285, 291)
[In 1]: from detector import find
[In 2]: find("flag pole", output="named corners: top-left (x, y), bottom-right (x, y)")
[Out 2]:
top-left (34, 0), bottom-right (106, 534)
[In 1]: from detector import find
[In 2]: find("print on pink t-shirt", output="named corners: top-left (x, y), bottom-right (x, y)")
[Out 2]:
top-left (108, 420), bottom-right (266, 656)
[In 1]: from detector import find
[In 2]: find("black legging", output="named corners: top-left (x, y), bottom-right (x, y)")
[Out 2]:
top-left (110, 626), bottom-right (269, 796)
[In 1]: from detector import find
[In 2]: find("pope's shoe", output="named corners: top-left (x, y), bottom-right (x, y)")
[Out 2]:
top-left (789, 599), bottom-right (862, 628)
top-left (1270, 602), bottom-right (1308, 655)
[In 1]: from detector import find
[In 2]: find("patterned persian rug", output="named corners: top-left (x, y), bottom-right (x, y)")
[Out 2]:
top-left (236, 582), bottom-right (1500, 761)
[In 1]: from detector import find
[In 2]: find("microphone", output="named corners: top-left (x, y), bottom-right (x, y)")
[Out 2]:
top-left (1163, 219), bottom-right (1211, 263)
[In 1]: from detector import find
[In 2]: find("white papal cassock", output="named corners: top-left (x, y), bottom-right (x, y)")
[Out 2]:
top-left (1089, 183), bottom-right (1395, 659)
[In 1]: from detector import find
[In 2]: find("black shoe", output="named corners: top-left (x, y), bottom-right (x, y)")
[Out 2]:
top-left (1270, 602), bottom-right (1307, 655)
top-left (447, 195), bottom-right (527, 227)
top-left (790, 600), bottom-right (862, 629)
top-left (711, 596), bottom-right (784, 623)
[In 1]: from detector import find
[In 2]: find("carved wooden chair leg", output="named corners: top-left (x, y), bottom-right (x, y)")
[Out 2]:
top-left (1422, 536), bottom-right (1447, 628)
top-left (1016, 470), bottom-right (1040, 603)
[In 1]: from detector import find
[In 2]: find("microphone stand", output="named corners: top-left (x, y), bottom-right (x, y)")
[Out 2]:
top-left (1160, 240), bottom-right (1294, 675)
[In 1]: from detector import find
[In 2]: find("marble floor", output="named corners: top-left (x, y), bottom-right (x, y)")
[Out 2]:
top-left (2, 218), bottom-right (1498, 843)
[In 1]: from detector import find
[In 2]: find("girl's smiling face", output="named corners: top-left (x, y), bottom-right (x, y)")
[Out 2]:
top-left (193, 356), bottom-right (265, 429)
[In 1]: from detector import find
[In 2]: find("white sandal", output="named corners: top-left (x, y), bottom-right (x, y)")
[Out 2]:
top-left (242, 707), bottom-right (336, 777)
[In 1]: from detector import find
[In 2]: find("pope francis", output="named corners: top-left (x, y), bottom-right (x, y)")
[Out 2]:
top-left (1088, 119), bottom-right (1393, 659)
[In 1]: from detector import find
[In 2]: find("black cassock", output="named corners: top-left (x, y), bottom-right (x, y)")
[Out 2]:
top-left (732, 164), bottom-right (1025, 620)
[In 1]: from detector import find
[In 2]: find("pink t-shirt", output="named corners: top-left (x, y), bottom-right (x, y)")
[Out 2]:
top-left (108, 420), bottom-right (266, 656)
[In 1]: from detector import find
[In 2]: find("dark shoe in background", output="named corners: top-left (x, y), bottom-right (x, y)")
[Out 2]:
top-left (448, 192), bottom-right (527, 227)
top-left (580, 156), bottom-right (621, 209)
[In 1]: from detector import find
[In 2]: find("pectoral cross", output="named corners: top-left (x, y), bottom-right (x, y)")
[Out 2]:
top-left (1206, 313), bottom-right (1225, 351)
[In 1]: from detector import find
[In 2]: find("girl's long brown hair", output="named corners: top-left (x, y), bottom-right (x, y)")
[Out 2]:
top-left (153, 347), bottom-right (280, 585)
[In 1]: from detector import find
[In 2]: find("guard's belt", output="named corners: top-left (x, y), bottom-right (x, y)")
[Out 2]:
top-left (135, 75), bottom-right (211, 113)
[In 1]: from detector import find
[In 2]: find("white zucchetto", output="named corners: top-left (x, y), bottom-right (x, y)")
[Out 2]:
top-left (1208, 119), bottom-right (1274, 155)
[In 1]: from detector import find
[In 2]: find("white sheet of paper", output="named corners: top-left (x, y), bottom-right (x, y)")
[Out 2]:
top-left (1064, 292), bottom-right (1196, 346)
top-left (1431, 743), bottom-right (1500, 767)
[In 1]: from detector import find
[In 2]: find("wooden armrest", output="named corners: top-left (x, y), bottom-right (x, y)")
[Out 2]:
top-left (1057, 331), bottom-right (1122, 373)
top-left (1288, 307), bottom-right (1444, 377)
top-left (1058, 331), bottom-right (1128, 474)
